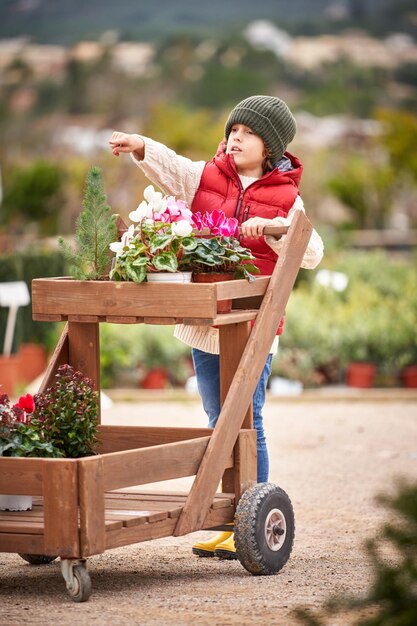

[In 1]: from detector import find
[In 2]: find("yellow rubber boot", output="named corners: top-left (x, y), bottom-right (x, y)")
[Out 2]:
top-left (214, 533), bottom-right (237, 560)
top-left (192, 530), bottom-right (233, 558)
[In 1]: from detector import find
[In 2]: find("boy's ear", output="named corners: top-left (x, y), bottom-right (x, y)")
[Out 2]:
top-left (217, 138), bottom-right (227, 155)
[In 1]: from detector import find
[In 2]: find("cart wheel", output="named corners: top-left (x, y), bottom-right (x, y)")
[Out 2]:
top-left (66, 564), bottom-right (92, 603)
top-left (18, 554), bottom-right (57, 565)
top-left (234, 482), bottom-right (295, 576)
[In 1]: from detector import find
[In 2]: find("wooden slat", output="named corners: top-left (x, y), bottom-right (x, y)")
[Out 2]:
top-left (43, 460), bottom-right (79, 557)
top-left (32, 314), bottom-right (66, 322)
top-left (102, 436), bottom-right (213, 491)
top-left (78, 456), bottom-right (105, 557)
top-left (0, 533), bottom-right (45, 553)
top-left (106, 489), bottom-right (234, 502)
top-left (31, 276), bottom-right (271, 320)
top-left (97, 425), bottom-right (213, 454)
top-left (0, 458), bottom-right (45, 495)
top-left (215, 276), bottom-right (269, 299)
top-left (105, 316), bottom-right (142, 324)
top-left (32, 279), bottom-right (218, 319)
top-left (68, 315), bottom-right (102, 323)
top-left (143, 317), bottom-right (178, 325)
top-left (104, 500), bottom-right (237, 550)
top-left (174, 211), bottom-right (313, 536)
top-left (105, 517), bottom-right (178, 550)
top-left (212, 310), bottom-right (258, 326)
top-left (0, 519), bottom-right (44, 534)
top-left (103, 518), bottom-right (124, 530)
top-left (37, 323), bottom-right (69, 394)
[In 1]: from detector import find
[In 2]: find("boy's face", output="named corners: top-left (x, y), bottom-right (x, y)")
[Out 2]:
top-left (226, 124), bottom-right (266, 177)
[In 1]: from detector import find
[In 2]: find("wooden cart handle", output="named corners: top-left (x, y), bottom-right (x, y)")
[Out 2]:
top-left (115, 216), bottom-right (288, 240)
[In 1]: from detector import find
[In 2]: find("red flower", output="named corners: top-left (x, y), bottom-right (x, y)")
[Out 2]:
top-left (14, 393), bottom-right (36, 414)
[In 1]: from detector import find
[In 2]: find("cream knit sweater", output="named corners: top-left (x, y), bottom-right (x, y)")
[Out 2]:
top-left (131, 136), bottom-right (324, 354)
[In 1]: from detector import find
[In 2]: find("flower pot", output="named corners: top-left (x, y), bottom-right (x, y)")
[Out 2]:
top-left (346, 362), bottom-right (376, 388)
top-left (402, 365), bottom-right (417, 389)
top-left (0, 494), bottom-right (32, 511)
top-left (192, 273), bottom-right (235, 313)
top-left (146, 272), bottom-right (192, 283)
top-left (18, 343), bottom-right (48, 384)
top-left (0, 354), bottom-right (21, 396)
top-left (141, 367), bottom-right (169, 389)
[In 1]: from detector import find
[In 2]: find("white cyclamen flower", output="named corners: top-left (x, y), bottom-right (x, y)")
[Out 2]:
top-left (143, 185), bottom-right (164, 212)
top-left (129, 201), bottom-right (153, 222)
top-left (109, 224), bottom-right (135, 256)
top-left (172, 220), bottom-right (193, 237)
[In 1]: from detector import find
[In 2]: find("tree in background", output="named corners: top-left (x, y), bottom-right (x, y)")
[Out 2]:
top-left (1, 160), bottom-right (64, 235)
top-left (327, 153), bottom-right (395, 229)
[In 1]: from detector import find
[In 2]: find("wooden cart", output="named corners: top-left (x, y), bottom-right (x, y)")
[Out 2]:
top-left (0, 212), bottom-right (312, 601)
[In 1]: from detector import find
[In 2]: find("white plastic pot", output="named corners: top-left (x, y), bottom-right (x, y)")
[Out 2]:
top-left (0, 494), bottom-right (33, 511)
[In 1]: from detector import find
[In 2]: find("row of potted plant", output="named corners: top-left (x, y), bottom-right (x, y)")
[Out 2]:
top-left (108, 185), bottom-right (259, 284)
top-left (0, 364), bottom-right (99, 510)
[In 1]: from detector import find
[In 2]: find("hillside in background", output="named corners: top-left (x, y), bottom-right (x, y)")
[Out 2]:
top-left (1, 0), bottom-right (415, 44)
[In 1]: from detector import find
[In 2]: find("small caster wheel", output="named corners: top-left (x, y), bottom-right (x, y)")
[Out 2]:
top-left (61, 560), bottom-right (92, 603)
top-left (234, 482), bottom-right (295, 576)
top-left (18, 554), bottom-right (57, 565)
top-left (68, 564), bottom-right (92, 602)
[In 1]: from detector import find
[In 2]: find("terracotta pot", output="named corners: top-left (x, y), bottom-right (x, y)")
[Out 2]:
top-left (346, 362), bottom-right (376, 388)
top-left (192, 272), bottom-right (235, 313)
top-left (18, 343), bottom-right (48, 384)
top-left (0, 354), bottom-right (21, 396)
top-left (402, 365), bottom-right (417, 389)
top-left (141, 367), bottom-right (169, 389)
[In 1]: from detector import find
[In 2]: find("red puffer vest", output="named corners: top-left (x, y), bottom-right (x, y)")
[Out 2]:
top-left (191, 141), bottom-right (303, 335)
top-left (191, 141), bottom-right (303, 275)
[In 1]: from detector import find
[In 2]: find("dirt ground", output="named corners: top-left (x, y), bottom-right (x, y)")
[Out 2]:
top-left (1, 391), bottom-right (416, 626)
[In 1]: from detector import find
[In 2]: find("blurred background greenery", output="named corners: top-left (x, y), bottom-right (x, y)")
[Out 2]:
top-left (0, 0), bottom-right (416, 389)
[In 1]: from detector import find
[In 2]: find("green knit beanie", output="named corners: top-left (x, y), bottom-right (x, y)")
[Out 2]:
top-left (224, 95), bottom-right (297, 162)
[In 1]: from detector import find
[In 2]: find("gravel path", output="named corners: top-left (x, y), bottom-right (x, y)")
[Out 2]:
top-left (1, 394), bottom-right (416, 625)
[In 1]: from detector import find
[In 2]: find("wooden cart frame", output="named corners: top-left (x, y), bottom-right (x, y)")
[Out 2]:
top-left (0, 212), bottom-right (312, 601)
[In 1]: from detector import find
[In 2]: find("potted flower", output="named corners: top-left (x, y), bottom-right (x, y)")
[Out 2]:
top-left (0, 392), bottom-right (62, 510)
top-left (109, 185), bottom-right (196, 283)
top-left (0, 365), bottom-right (100, 510)
top-left (32, 364), bottom-right (100, 459)
top-left (183, 209), bottom-right (259, 282)
top-left (109, 187), bottom-right (259, 291)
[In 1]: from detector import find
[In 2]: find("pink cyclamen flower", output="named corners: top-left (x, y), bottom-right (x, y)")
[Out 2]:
top-left (14, 393), bottom-right (35, 414)
top-left (165, 197), bottom-right (193, 223)
top-left (191, 212), bottom-right (205, 231)
top-left (219, 216), bottom-right (238, 237)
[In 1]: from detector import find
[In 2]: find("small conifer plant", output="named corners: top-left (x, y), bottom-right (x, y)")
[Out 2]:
top-left (60, 166), bottom-right (116, 279)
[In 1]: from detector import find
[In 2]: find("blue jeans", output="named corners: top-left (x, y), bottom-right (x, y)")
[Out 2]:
top-left (191, 348), bottom-right (272, 483)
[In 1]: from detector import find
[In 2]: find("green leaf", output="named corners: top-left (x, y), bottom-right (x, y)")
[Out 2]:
top-left (131, 257), bottom-right (147, 267)
top-left (182, 237), bottom-right (198, 251)
top-left (150, 232), bottom-right (174, 254)
top-left (152, 252), bottom-right (178, 272)
top-left (126, 262), bottom-right (147, 282)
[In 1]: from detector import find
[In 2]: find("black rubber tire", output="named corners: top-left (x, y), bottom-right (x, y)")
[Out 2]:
top-left (234, 482), bottom-right (295, 576)
top-left (18, 554), bottom-right (57, 565)
top-left (67, 564), bottom-right (92, 603)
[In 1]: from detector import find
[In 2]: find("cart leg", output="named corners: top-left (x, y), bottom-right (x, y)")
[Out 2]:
top-left (61, 558), bottom-right (92, 602)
